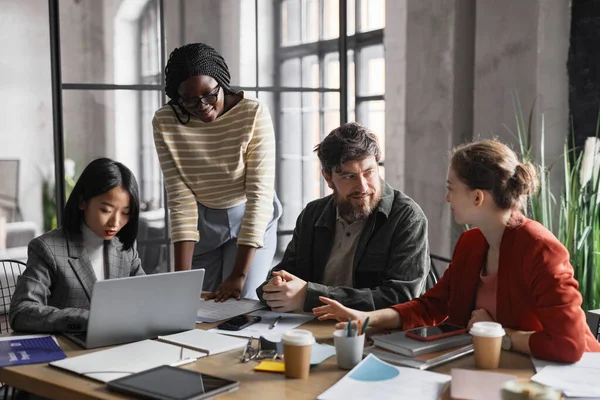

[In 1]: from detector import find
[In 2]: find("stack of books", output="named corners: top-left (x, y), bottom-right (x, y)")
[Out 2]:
top-left (365, 331), bottom-right (473, 370)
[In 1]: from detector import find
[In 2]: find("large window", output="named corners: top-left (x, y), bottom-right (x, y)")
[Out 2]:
top-left (276, 0), bottom-right (386, 248)
top-left (35, 0), bottom-right (385, 267)
top-left (54, 0), bottom-right (168, 274)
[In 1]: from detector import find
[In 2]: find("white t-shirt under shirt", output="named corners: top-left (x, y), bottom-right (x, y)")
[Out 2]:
top-left (81, 223), bottom-right (105, 281)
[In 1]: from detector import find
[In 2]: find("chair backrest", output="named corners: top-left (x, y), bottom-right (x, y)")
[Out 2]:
top-left (0, 259), bottom-right (26, 333)
top-left (425, 266), bottom-right (438, 290)
top-left (426, 254), bottom-right (451, 290)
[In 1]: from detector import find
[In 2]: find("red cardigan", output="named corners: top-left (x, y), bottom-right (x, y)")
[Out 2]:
top-left (392, 217), bottom-right (600, 362)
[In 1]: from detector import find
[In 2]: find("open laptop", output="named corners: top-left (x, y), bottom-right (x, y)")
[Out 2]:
top-left (64, 269), bottom-right (205, 349)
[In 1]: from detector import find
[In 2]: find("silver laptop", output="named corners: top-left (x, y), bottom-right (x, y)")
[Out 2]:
top-left (64, 269), bottom-right (205, 349)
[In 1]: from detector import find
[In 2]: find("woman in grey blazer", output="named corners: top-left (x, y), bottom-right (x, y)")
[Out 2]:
top-left (9, 158), bottom-right (145, 333)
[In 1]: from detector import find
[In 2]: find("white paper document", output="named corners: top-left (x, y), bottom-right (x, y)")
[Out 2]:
top-left (197, 298), bottom-right (266, 323)
top-left (531, 356), bottom-right (569, 373)
top-left (450, 369), bottom-right (517, 400)
top-left (209, 310), bottom-right (314, 341)
top-left (531, 352), bottom-right (600, 397)
top-left (157, 329), bottom-right (247, 355)
top-left (318, 354), bottom-right (451, 400)
top-left (50, 340), bottom-right (205, 382)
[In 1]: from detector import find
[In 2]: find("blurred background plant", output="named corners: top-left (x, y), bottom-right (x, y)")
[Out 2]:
top-left (40, 159), bottom-right (76, 232)
top-left (510, 96), bottom-right (600, 310)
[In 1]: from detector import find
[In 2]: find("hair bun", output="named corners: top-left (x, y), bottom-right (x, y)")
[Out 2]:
top-left (510, 163), bottom-right (539, 197)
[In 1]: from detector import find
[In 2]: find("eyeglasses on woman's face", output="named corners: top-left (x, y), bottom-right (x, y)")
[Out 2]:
top-left (179, 84), bottom-right (220, 109)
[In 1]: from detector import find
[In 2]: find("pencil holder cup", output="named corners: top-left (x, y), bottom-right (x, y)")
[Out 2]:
top-left (333, 329), bottom-right (365, 370)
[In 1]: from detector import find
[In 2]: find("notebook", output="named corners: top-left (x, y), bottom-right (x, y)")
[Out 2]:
top-left (371, 330), bottom-right (472, 357)
top-left (364, 344), bottom-right (474, 370)
top-left (157, 329), bottom-right (248, 356)
top-left (50, 339), bottom-right (206, 382)
top-left (0, 335), bottom-right (66, 367)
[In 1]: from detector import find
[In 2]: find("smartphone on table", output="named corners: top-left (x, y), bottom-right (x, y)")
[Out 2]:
top-left (405, 323), bottom-right (466, 342)
top-left (216, 315), bottom-right (262, 331)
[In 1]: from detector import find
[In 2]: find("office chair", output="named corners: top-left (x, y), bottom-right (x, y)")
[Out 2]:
top-left (0, 260), bottom-right (24, 400)
top-left (427, 254), bottom-right (451, 289)
top-left (0, 260), bottom-right (26, 333)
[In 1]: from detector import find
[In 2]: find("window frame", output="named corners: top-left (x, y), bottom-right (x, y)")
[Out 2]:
top-left (48, 0), bottom-right (170, 266)
top-left (274, 0), bottom-right (385, 238)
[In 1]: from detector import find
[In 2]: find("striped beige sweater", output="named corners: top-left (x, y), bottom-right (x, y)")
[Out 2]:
top-left (152, 95), bottom-right (275, 247)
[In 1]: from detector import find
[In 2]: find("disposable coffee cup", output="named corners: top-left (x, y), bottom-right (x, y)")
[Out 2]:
top-left (469, 321), bottom-right (504, 369)
top-left (333, 329), bottom-right (365, 370)
top-left (281, 329), bottom-right (315, 379)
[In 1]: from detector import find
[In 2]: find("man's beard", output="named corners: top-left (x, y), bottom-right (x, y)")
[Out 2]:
top-left (334, 186), bottom-right (382, 223)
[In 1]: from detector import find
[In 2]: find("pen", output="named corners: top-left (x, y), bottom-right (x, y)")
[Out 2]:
top-left (269, 316), bottom-right (281, 330)
top-left (362, 316), bottom-right (370, 335)
top-left (170, 357), bottom-right (198, 367)
top-left (347, 318), bottom-right (352, 337)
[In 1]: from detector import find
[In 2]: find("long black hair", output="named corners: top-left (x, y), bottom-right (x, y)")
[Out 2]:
top-left (62, 158), bottom-right (140, 251)
top-left (164, 42), bottom-right (234, 124)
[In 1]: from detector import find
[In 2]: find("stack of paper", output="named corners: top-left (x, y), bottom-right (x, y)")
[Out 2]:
top-left (531, 353), bottom-right (600, 398)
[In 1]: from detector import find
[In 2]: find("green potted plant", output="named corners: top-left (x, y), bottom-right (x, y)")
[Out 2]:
top-left (40, 159), bottom-right (76, 232)
top-left (512, 100), bottom-right (600, 310)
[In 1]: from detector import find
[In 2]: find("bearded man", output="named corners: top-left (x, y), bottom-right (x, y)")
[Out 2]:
top-left (257, 122), bottom-right (431, 312)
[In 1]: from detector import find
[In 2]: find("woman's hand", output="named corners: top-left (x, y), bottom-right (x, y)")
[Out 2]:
top-left (312, 296), bottom-right (369, 329)
top-left (467, 308), bottom-right (495, 330)
top-left (206, 245), bottom-right (257, 302)
top-left (207, 274), bottom-right (246, 302)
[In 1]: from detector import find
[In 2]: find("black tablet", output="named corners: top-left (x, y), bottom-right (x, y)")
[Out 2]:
top-left (106, 365), bottom-right (239, 400)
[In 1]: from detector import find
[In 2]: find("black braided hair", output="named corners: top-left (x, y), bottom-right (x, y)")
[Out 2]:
top-left (164, 43), bottom-right (234, 124)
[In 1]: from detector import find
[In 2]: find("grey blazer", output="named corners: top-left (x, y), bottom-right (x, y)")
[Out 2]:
top-left (9, 228), bottom-right (145, 333)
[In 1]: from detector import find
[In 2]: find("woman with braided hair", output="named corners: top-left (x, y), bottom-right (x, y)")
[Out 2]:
top-left (153, 43), bottom-right (281, 302)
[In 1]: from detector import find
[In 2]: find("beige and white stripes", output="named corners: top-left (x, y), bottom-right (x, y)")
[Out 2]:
top-left (152, 95), bottom-right (275, 247)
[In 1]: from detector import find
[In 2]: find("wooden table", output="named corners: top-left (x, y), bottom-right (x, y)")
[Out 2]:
top-left (0, 320), bottom-right (537, 400)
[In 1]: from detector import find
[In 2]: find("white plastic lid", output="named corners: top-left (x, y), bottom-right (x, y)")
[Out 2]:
top-left (469, 322), bottom-right (505, 338)
top-left (281, 329), bottom-right (315, 346)
top-left (502, 381), bottom-right (561, 399)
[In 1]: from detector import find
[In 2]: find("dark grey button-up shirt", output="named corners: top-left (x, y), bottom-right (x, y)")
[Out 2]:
top-left (257, 180), bottom-right (431, 311)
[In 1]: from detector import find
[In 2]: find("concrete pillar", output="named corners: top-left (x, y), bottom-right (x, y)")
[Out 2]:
top-left (473, 0), bottom-right (539, 143)
top-left (385, 0), bottom-right (475, 260)
top-left (386, 0), bottom-right (570, 262)
top-left (474, 0), bottom-right (570, 226)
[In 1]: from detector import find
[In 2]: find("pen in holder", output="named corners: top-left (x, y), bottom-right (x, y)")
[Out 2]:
top-left (334, 327), bottom-right (365, 370)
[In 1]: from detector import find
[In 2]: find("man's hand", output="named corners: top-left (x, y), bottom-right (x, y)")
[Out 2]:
top-left (206, 274), bottom-right (246, 302)
top-left (261, 270), bottom-right (308, 312)
top-left (467, 308), bottom-right (494, 330)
